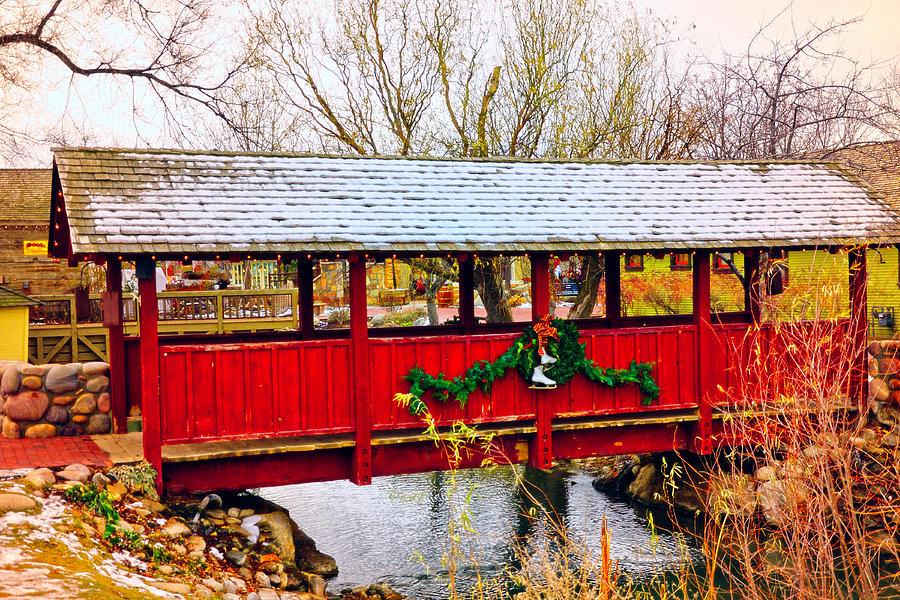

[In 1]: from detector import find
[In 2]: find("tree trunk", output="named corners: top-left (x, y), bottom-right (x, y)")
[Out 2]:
top-left (474, 258), bottom-right (513, 323)
top-left (425, 275), bottom-right (443, 326)
top-left (567, 255), bottom-right (604, 319)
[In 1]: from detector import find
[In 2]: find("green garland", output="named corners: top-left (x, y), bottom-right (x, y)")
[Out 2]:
top-left (402, 318), bottom-right (660, 415)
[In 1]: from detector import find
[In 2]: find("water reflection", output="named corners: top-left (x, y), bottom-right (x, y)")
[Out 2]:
top-left (261, 464), bottom-right (696, 599)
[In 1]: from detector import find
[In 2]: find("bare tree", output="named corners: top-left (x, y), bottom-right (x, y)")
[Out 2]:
top-left (0, 0), bottom-right (240, 163)
top-left (236, 0), bottom-right (700, 322)
top-left (694, 12), bottom-right (893, 160)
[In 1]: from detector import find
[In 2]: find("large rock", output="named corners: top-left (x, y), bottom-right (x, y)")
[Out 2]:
top-left (82, 362), bottom-right (110, 376)
top-left (626, 463), bottom-right (665, 506)
top-left (25, 468), bottom-right (55, 488)
top-left (0, 493), bottom-right (38, 513)
top-left (293, 525), bottom-right (338, 577)
top-left (24, 424), bottom-right (57, 439)
top-left (57, 463), bottom-right (91, 483)
top-left (258, 512), bottom-right (297, 567)
top-left (0, 367), bottom-right (20, 395)
top-left (71, 393), bottom-right (96, 415)
top-left (44, 365), bottom-right (80, 394)
top-left (85, 376), bottom-right (109, 394)
top-left (163, 517), bottom-right (192, 537)
top-left (708, 473), bottom-right (757, 518)
top-left (85, 414), bottom-right (111, 434)
top-left (45, 405), bottom-right (69, 425)
top-left (757, 478), bottom-right (807, 526)
top-left (871, 378), bottom-right (891, 403)
top-left (4, 391), bottom-right (50, 421)
top-left (877, 406), bottom-right (900, 428)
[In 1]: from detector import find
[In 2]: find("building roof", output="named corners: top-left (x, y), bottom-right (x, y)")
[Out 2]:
top-left (820, 141), bottom-right (900, 210)
top-left (51, 147), bottom-right (900, 257)
top-left (0, 169), bottom-right (53, 223)
top-left (0, 286), bottom-right (41, 308)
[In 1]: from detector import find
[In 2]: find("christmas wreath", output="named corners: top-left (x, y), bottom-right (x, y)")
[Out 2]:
top-left (400, 317), bottom-right (660, 416)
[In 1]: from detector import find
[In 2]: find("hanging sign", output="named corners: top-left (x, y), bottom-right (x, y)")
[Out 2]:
top-left (23, 240), bottom-right (48, 256)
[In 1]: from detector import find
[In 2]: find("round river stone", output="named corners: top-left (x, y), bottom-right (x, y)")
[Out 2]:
top-left (20, 365), bottom-right (47, 377)
top-left (85, 376), bottom-right (109, 394)
top-left (0, 368), bottom-right (20, 395)
top-left (52, 395), bottom-right (75, 406)
top-left (45, 365), bottom-right (80, 394)
top-left (72, 415), bottom-right (89, 424)
top-left (20, 376), bottom-right (43, 390)
top-left (2, 418), bottom-right (20, 439)
top-left (4, 391), bottom-right (50, 421)
top-left (85, 414), bottom-right (111, 435)
top-left (82, 362), bottom-right (110, 376)
top-left (71, 393), bottom-right (96, 415)
top-left (45, 405), bottom-right (69, 425)
top-left (97, 393), bottom-right (111, 413)
top-left (24, 423), bottom-right (57, 439)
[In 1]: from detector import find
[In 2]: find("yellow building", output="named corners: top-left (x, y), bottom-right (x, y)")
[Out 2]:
top-left (0, 286), bottom-right (40, 361)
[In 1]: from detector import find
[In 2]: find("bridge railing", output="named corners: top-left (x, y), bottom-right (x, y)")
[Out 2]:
top-left (155, 324), bottom-right (703, 445)
top-left (27, 289), bottom-right (298, 364)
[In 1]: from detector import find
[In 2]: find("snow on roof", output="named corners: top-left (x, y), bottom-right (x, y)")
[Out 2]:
top-left (51, 148), bottom-right (900, 256)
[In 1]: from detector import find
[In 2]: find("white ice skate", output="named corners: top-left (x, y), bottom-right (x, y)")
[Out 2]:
top-left (529, 365), bottom-right (557, 389)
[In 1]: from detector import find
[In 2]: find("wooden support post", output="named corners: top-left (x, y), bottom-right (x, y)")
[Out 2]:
top-left (136, 258), bottom-right (163, 491)
top-left (105, 257), bottom-right (127, 433)
top-left (299, 257), bottom-right (315, 338)
top-left (693, 250), bottom-right (713, 454)
top-left (349, 254), bottom-right (372, 485)
top-left (604, 252), bottom-right (621, 327)
top-left (458, 255), bottom-right (475, 334)
top-left (744, 250), bottom-right (761, 323)
top-left (849, 246), bottom-right (868, 411)
top-left (530, 253), bottom-right (550, 322)
top-left (528, 252), bottom-right (552, 469)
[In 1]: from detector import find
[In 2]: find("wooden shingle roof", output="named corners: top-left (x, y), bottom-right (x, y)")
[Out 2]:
top-left (0, 286), bottom-right (40, 308)
top-left (0, 169), bottom-right (53, 223)
top-left (822, 141), bottom-right (900, 210)
top-left (51, 147), bottom-right (900, 257)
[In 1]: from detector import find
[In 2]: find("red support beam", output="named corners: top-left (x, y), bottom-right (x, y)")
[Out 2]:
top-left (136, 258), bottom-right (162, 490)
top-left (849, 246), bottom-right (868, 411)
top-left (531, 253), bottom-right (550, 322)
top-left (349, 254), bottom-right (372, 485)
top-left (298, 257), bottom-right (315, 338)
top-left (529, 252), bottom-right (552, 469)
top-left (604, 252), bottom-right (621, 326)
top-left (693, 250), bottom-right (713, 454)
top-left (459, 255), bottom-right (476, 334)
top-left (104, 257), bottom-right (127, 433)
top-left (744, 250), bottom-right (761, 323)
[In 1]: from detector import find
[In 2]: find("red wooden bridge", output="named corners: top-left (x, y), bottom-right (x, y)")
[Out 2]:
top-left (48, 150), bottom-right (888, 493)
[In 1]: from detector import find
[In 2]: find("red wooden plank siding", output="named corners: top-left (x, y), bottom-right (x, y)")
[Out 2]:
top-left (157, 325), bottom-right (739, 446)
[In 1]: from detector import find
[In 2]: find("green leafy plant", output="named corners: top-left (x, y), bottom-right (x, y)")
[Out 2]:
top-left (63, 483), bottom-right (144, 551)
top-left (108, 462), bottom-right (159, 500)
top-left (400, 318), bottom-right (659, 415)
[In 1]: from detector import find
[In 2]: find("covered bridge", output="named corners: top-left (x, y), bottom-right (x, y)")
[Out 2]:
top-left (49, 148), bottom-right (900, 492)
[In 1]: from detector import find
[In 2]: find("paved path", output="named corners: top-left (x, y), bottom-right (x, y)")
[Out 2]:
top-left (0, 433), bottom-right (144, 471)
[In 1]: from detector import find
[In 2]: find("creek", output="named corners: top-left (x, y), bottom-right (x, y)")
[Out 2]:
top-left (261, 463), bottom-right (699, 599)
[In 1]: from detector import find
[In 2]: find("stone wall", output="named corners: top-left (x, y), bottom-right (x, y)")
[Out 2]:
top-left (0, 360), bottom-right (112, 439)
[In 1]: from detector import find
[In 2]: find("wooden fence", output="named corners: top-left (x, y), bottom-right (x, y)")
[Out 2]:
top-left (28, 289), bottom-right (298, 364)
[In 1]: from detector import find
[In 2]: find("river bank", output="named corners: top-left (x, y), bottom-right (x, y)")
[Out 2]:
top-left (0, 462), bottom-right (404, 600)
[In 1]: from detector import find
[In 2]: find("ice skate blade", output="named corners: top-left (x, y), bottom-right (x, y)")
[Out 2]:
top-left (528, 383), bottom-right (557, 390)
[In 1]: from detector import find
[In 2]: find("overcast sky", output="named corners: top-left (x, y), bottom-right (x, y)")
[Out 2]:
top-left (643, 0), bottom-right (899, 66)
top-left (11, 0), bottom-right (900, 167)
